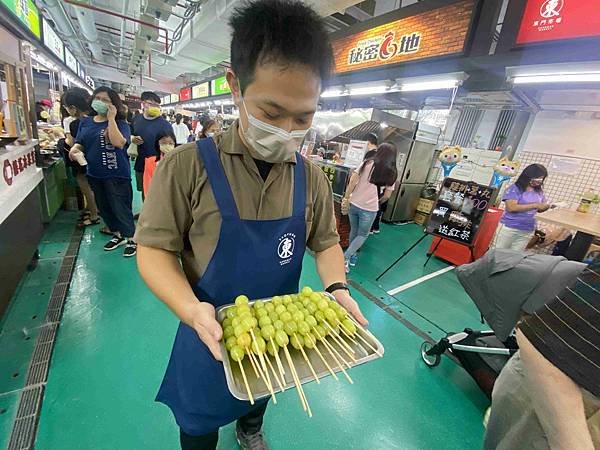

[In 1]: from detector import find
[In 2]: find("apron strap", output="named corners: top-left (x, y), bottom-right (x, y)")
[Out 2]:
top-left (292, 152), bottom-right (306, 218)
top-left (196, 138), bottom-right (240, 220)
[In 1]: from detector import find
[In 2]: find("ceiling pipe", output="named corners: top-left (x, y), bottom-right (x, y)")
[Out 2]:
top-left (38, 0), bottom-right (88, 58)
top-left (71, 0), bottom-right (103, 61)
top-left (118, 0), bottom-right (130, 70)
top-left (63, 0), bottom-right (170, 54)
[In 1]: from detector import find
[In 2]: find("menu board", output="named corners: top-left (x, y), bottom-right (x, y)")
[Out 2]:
top-left (170, 94), bottom-right (179, 103)
top-left (64, 47), bottom-right (77, 73)
top-left (179, 87), bottom-right (191, 102)
top-left (211, 76), bottom-right (231, 96)
top-left (426, 178), bottom-right (495, 246)
top-left (42, 18), bottom-right (64, 62)
top-left (1, 0), bottom-right (41, 39)
top-left (344, 140), bottom-right (368, 168)
top-left (192, 82), bottom-right (209, 99)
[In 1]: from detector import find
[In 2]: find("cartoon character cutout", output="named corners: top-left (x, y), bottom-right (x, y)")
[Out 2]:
top-left (491, 157), bottom-right (521, 188)
top-left (438, 145), bottom-right (462, 177)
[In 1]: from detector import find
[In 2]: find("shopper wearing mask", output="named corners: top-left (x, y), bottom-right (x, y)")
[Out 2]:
top-left (61, 88), bottom-right (101, 228)
top-left (172, 113), bottom-right (191, 145)
top-left (198, 119), bottom-right (219, 139)
top-left (131, 91), bottom-right (173, 201)
top-left (69, 86), bottom-right (136, 257)
top-left (342, 144), bottom-right (398, 271)
top-left (494, 164), bottom-right (551, 251)
top-left (135, 2), bottom-right (367, 448)
top-left (143, 131), bottom-right (177, 197)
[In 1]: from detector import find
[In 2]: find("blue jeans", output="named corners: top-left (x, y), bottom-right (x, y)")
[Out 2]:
top-left (345, 204), bottom-right (377, 260)
top-left (87, 177), bottom-right (136, 238)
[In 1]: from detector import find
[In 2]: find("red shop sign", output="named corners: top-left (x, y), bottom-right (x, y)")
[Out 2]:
top-left (517, 0), bottom-right (600, 44)
top-left (3, 150), bottom-right (37, 186)
top-left (179, 87), bottom-right (192, 101)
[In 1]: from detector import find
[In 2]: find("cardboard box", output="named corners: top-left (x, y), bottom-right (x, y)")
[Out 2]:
top-left (416, 198), bottom-right (434, 214)
top-left (414, 212), bottom-right (429, 226)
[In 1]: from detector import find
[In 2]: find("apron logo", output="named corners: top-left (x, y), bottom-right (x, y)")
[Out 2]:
top-left (277, 233), bottom-right (295, 265)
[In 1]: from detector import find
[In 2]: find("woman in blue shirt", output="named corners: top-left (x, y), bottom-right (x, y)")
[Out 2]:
top-left (70, 86), bottom-right (136, 257)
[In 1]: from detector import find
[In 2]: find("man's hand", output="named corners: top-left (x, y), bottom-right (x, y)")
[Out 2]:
top-left (186, 302), bottom-right (223, 361)
top-left (332, 289), bottom-right (368, 326)
top-left (107, 104), bottom-right (117, 121)
top-left (131, 135), bottom-right (144, 145)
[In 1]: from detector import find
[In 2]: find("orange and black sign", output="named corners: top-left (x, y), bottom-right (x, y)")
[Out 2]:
top-left (331, 0), bottom-right (475, 74)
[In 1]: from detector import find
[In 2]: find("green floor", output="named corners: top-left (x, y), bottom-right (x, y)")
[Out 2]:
top-left (1, 200), bottom-right (490, 449)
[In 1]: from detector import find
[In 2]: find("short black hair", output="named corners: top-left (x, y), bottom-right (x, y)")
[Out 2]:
top-left (154, 130), bottom-right (177, 162)
top-left (62, 87), bottom-right (90, 113)
top-left (515, 164), bottom-right (548, 192)
top-left (366, 133), bottom-right (378, 146)
top-left (141, 91), bottom-right (161, 104)
top-left (90, 86), bottom-right (126, 120)
top-left (229, 0), bottom-right (333, 91)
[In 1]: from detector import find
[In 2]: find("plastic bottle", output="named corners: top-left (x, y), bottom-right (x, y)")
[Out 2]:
top-left (577, 189), bottom-right (597, 213)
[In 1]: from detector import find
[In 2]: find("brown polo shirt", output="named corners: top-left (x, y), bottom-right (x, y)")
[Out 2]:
top-left (134, 122), bottom-right (339, 284)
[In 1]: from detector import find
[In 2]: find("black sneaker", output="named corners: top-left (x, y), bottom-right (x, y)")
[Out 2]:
top-left (236, 423), bottom-right (269, 450)
top-left (123, 241), bottom-right (137, 257)
top-left (104, 236), bottom-right (126, 251)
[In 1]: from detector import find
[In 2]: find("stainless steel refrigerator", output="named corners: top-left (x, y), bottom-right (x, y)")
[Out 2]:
top-left (383, 123), bottom-right (440, 223)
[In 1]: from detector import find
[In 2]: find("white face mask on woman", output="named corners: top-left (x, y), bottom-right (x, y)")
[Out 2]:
top-left (159, 143), bottom-right (175, 154)
top-left (239, 97), bottom-right (308, 163)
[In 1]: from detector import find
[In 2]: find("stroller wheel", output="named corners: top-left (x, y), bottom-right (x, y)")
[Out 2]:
top-left (420, 341), bottom-right (441, 367)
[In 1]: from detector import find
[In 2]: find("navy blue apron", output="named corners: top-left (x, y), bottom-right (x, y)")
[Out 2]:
top-left (156, 138), bottom-right (306, 435)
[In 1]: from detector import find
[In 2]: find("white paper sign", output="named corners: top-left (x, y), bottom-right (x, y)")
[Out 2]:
top-left (549, 156), bottom-right (581, 176)
top-left (345, 140), bottom-right (368, 168)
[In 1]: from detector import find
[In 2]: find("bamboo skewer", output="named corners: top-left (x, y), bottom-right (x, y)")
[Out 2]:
top-left (338, 324), bottom-right (360, 346)
top-left (293, 334), bottom-right (320, 385)
top-left (305, 334), bottom-right (338, 381)
top-left (313, 328), bottom-right (354, 384)
top-left (347, 317), bottom-right (383, 357)
top-left (238, 359), bottom-right (254, 405)
top-left (249, 330), bottom-right (276, 403)
top-left (324, 321), bottom-right (356, 355)
top-left (245, 348), bottom-right (261, 378)
top-left (282, 344), bottom-right (311, 416)
top-left (313, 327), bottom-right (352, 369)
top-left (323, 322), bottom-right (357, 362)
top-left (270, 338), bottom-right (286, 381)
top-left (265, 353), bottom-right (285, 392)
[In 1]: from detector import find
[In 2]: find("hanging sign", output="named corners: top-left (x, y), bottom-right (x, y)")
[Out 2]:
top-left (179, 87), bottom-right (191, 102)
top-left (517, 0), bottom-right (600, 44)
top-left (426, 178), bottom-right (495, 246)
top-left (211, 76), bottom-right (231, 96)
top-left (1, 0), bottom-right (41, 39)
top-left (42, 18), bottom-right (64, 62)
top-left (192, 82), bottom-right (209, 99)
top-left (331, 0), bottom-right (475, 74)
top-left (64, 47), bottom-right (77, 73)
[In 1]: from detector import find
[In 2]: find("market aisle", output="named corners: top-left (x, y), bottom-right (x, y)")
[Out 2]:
top-left (31, 214), bottom-right (488, 449)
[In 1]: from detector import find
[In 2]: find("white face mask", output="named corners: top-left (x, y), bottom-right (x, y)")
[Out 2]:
top-left (240, 98), bottom-right (308, 163)
top-left (206, 132), bottom-right (215, 138)
top-left (160, 144), bottom-right (175, 154)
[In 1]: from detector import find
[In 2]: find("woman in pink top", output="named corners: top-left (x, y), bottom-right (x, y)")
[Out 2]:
top-left (342, 143), bottom-right (398, 272)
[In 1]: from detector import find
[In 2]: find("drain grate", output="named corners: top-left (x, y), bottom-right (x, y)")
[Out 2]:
top-left (25, 324), bottom-right (57, 386)
top-left (15, 386), bottom-right (44, 418)
top-left (7, 416), bottom-right (38, 450)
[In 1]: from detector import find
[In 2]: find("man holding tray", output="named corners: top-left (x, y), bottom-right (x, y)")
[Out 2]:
top-left (135, 1), bottom-right (367, 449)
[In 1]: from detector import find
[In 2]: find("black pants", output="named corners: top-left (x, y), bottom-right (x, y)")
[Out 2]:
top-left (87, 177), bottom-right (136, 238)
top-left (179, 403), bottom-right (268, 450)
top-left (371, 200), bottom-right (388, 231)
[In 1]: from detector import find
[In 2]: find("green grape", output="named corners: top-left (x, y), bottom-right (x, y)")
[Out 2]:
top-left (291, 334), bottom-right (304, 350)
top-left (237, 333), bottom-right (251, 348)
top-left (306, 303), bottom-right (318, 314)
top-left (230, 345), bottom-right (245, 362)
top-left (292, 311), bottom-right (304, 322)
top-left (272, 296), bottom-right (283, 306)
top-left (236, 305), bottom-right (252, 316)
top-left (226, 308), bottom-right (237, 319)
top-left (273, 320), bottom-right (284, 331)
top-left (253, 300), bottom-right (265, 309)
top-left (258, 316), bottom-right (271, 328)
top-left (242, 316), bottom-right (255, 330)
top-left (222, 317), bottom-right (232, 328)
top-left (282, 295), bottom-right (293, 305)
top-left (267, 339), bottom-right (279, 356)
top-left (261, 324), bottom-right (275, 340)
top-left (300, 308), bottom-right (310, 317)
top-left (317, 299), bottom-right (329, 311)
top-left (252, 336), bottom-right (266, 354)
top-left (264, 303), bottom-right (275, 313)
top-left (314, 310), bottom-right (325, 322)
top-left (223, 325), bottom-right (234, 338)
top-left (302, 299), bottom-right (311, 308)
top-left (314, 325), bottom-right (326, 339)
top-left (324, 308), bottom-right (338, 323)
top-left (341, 319), bottom-right (357, 335)
top-left (279, 311), bottom-right (292, 322)
top-left (305, 315), bottom-right (318, 328)
top-left (268, 312), bottom-right (279, 323)
top-left (284, 321), bottom-right (298, 335)
top-left (310, 292), bottom-right (321, 303)
top-left (336, 308), bottom-right (347, 321)
top-left (255, 308), bottom-right (268, 318)
top-left (233, 325), bottom-right (245, 338)
top-left (303, 332), bottom-right (316, 349)
top-left (301, 286), bottom-right (313, 297)
top-left (293, 301), bottom-right (304, 309)
top-left (275, 305), bottom-right (287, 315)
top-left (235, 295), bottom-right (250, 306)
top-left (291, 294), bottom-right (300, 301)
top-left (232, 317), bottom-right (241, 328)
top-left (275, 330), bottom-right (289, 347)
top-left (297, 320), bottom-right (310, 335)
top-left (226, 335), bottom-right (238, 351)
top-left (286, 304), bottom-right (298, 314)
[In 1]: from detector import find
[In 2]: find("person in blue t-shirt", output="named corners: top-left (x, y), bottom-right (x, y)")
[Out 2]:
top-left (131, 91), bottom-right (173, 202)
top-left (70, 86), bottom-right (137, 257)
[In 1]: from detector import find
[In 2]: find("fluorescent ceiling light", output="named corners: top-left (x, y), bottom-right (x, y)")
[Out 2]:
top-left (350, 85), bottom-right (390, 96)
top-left (400, 79), bottom-right (459, 91)
top-left (321, 89), bottom-right (343, 98)
top-left (512, 73), bottom-right (600, 84)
